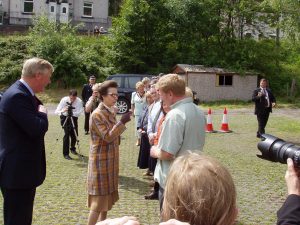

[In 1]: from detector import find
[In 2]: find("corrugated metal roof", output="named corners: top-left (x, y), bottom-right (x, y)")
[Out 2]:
top-left (176, 64), bottom-right (236, 74)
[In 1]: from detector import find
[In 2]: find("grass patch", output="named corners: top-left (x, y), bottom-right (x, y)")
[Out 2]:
top-left (37, 86), bottom-right (83, 104)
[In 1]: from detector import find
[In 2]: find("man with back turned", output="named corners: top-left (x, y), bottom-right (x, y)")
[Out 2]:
top-left (252, 78), bottom-right (276, 138)
top-left (0, 58), bottom-right (53, 225)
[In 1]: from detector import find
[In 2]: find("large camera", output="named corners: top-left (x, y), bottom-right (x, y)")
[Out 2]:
top-left (257, 134), bottom-right (300, 167)
top-left (66, 102), bottom-right (75, 116)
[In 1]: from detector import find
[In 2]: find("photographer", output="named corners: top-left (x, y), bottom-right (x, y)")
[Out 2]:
top-left (55, 90), bottom-right (83, 160)
top-left (277, 158), bottom-right (300, 225)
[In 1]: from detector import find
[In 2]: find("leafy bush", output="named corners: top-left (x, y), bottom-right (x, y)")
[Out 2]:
top-left (0, 36), bottom-right (31, 84)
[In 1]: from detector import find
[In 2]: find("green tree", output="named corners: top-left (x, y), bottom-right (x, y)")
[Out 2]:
top-left (29, 17), bottom-right (109, 87)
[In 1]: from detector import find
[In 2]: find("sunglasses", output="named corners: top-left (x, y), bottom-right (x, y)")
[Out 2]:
top-left (107, 93), bottom-right (119, 98)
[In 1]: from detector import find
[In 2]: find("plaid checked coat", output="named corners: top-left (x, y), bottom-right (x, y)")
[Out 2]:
top-left (87, 103), bottom-right (126, 195)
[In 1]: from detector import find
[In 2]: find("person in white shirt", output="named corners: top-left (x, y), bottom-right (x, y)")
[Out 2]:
top-left (55, 90), bottom-right (84, 160)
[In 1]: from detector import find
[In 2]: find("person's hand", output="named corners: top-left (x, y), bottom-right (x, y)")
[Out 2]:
top-left (96, 216), bottom-right (140, 225)
top-left (159, 219), bottom-right (190, 225)
top-left (150, 146), bottom-right (158, 158)
top-left (129, 109), bottom-right (135, 117)
top-left (285, 158), bottom-right (300, 196)
top-left (38, 105), bottom-right (48, 114)
top-left (272, 102), bottom-right (276, 107)
top-left (120, 111), bottom-right (132, 124)
top-left (257, 92), bottom-right (263, 97)
top-left (62, 106), bottom-right (68, 112)
top-left (148, 133), bottom-right (154, 145)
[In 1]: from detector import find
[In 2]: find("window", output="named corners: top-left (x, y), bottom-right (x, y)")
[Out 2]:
top-left (62, 7), bottom-right (67, 14)
top-left (217, 75), bottom-right (233, 86)
top-left (24, 0), bottom-right (33, 13)
top-left (112, 77), bottom-right (122, 87)
top-left (125, 77), bottom-right (141, 89)
top-left (50, 6), bottom-right (55, 13)
top-left (83, 2), bottom-right (92, 16)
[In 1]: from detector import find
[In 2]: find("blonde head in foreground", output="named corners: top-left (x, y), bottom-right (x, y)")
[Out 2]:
top-left (162, 153), bottom-right (237, 225)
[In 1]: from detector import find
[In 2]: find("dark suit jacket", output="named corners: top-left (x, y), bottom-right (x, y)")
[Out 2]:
top-left (252, 87), bottom-right (276, 115)
top-left (277, 194), bottom-right (300, 225)
top-left (0, 80), bottom-right (48, 189)
top-left (82, 84), bottom-right (93, 105)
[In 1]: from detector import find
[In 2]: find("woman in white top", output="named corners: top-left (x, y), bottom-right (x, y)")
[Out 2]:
top-left (131, 81), bottom-right (146, 146)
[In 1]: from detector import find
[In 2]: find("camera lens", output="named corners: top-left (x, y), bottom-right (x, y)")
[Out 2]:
top-left (257, 134), bottom-right (300, 167)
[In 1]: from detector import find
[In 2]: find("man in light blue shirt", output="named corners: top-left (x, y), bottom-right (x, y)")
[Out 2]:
top-left (150, 74), bottom-right (206, 207)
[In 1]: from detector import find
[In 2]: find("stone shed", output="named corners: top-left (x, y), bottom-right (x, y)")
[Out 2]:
top-left (172, 64), bottom-right (258, 102)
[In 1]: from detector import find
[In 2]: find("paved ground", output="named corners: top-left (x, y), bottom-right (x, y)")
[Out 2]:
top-left (0, 106), bottom-right (300, 224)
top-left (46, 103), bottom-right (300, 119)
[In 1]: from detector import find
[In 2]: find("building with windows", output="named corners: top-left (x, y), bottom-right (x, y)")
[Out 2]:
top-left (172, 64), bottom-right (258, 101)
top-left (0, 0), bottom-right (110, 31)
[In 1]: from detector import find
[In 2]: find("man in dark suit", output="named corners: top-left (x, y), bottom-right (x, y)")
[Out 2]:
top-left (252, 78), bottom-right (276, 138)
top-left (82, 75), bottom-right (96, 134)
top-left (0, 57), bottom-right (53, 225)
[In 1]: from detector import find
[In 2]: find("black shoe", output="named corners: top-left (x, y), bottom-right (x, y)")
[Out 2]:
top-left (144, 191), bottom-right (158, 200)
top-left (64, 155), bottom-right (72, 160)
top-left (71, 150), bottom-right (78, 155)
top-left (85, 131), bottom-right (89, 135)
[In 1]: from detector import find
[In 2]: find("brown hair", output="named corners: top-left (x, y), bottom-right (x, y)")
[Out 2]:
top-left (156, 74), bottom-right (185, 96)
top-left (98, 80), bottom-right (118, 100)
top-left (68, 89), bottom-right (77, 96)
top-left (162, 153), bottom-right (237, 225)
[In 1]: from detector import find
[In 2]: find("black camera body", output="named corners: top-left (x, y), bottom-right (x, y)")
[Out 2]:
top-left (257, 134), bottom-right (300, 167)
top-left (66, 102), bottom-right (75, 117)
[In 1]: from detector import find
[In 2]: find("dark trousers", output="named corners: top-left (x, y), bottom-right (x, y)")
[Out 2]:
top-left (159, 185), bottom-right (164, 211)
top-left (257, 110), bottom-right (270, 136)
top-left (148, 156), bottom-right (157, 173)
top-left (84, 112), bottom-right (90, 132)
top-left (60, 116), bottom-right (78, 156)
top-left (1, 187), bottom-right (36, 225)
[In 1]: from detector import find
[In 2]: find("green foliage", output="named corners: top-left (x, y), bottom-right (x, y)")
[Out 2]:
top-left (1, 1), bottom-right (300, 97)
top-left (107, 0), bottom-right (300, 96)
top-left (28, 16), bottom-right (110, 88)
top-left (28, 17), bottom-right (85, 88)
top-left (0, 36), bottom-right (31, 84)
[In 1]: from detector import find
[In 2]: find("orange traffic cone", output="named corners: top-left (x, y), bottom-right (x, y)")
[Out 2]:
top-left (206, 108), bottom-right (215, 133)
top-left (218, 107), bottom-right (232, 133)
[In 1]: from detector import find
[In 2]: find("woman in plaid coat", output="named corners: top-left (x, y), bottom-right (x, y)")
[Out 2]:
top-left (87, 80), bottom-right (131, 225)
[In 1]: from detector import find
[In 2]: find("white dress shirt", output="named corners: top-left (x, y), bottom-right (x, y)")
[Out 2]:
top-left (55, 96), bottom-right (84, 117)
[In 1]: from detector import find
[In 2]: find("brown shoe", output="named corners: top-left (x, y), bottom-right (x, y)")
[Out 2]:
top-left (144, 191), bottom-right (158, 200)
top-left (143, 171), bottom-right (153, 176)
